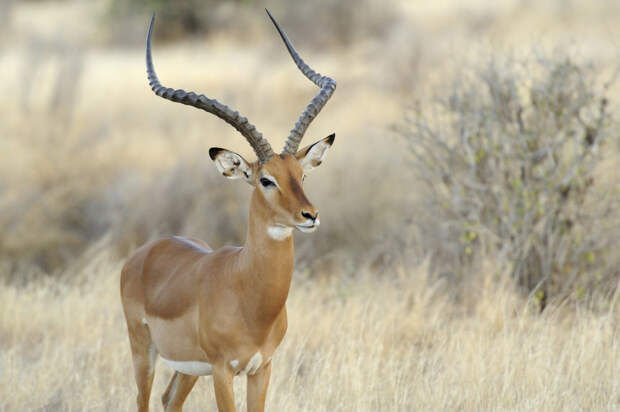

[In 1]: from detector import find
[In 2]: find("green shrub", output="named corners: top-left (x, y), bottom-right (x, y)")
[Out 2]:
top-left (398, 53), bottom-right (620, 301)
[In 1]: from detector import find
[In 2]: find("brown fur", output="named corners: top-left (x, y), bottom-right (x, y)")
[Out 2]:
top-left (120, 141), bottom-right (332, 411)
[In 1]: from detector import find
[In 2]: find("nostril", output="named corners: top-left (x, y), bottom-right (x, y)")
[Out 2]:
top-left (301, 211), bottom-right (317, 221)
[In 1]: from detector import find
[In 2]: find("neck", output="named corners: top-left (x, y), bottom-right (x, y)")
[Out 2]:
top-left (240, 191), bottom-right (295, 328)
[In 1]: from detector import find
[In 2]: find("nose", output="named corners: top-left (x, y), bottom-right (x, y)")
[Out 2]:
top-left (301, 210), bottom-right (319, 222)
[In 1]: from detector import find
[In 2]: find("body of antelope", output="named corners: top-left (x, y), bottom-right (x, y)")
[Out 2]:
top-left (120, 10), bottom-right (337, 412)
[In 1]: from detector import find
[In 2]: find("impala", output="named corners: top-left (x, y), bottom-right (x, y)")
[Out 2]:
top-left (120, 10), bottom-right (336, 412)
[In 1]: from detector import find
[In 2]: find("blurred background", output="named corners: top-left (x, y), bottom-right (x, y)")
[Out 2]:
top-left (2, 0), bottom-right (619, 300)
top-left (2, 0), bottom-right (620, 410)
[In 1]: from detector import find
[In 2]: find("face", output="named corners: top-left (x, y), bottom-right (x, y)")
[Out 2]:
top-left (256, 154), bottom-right (319, 232)
top-left (209, 134), bottom-right (334, 233)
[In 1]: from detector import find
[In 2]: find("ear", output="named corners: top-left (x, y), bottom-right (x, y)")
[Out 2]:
top-left (209, 148), bottom-right (253, 184)
top-left (296, 133), bottom-right (335, 173)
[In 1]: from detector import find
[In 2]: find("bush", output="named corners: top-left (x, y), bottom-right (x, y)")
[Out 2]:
top-left (101, 0), bottom-right (398, 48)
top-left (398, 53), bottom-right (620, 302)
top-left (109, 159), bottom-right (249, 258)
top-left (102, 0), bottom-right (246, 44)
top-left (271, 0), bottom-right (397, 49)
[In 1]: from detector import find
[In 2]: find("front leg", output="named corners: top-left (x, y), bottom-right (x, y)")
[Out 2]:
top-left (247, 361), bottom-right (272, 412)
top-left (213, 364), bottom-right (236, 412)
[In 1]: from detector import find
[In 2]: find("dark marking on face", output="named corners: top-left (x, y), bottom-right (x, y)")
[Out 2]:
top-left (287, 172), bottom-right (314, 219)
top-left (279, 153), bottom-right (286, 160)
top-left (289, 174), bottom-right (304, 197)
top-left (313, 160), bottom-right (322, 167)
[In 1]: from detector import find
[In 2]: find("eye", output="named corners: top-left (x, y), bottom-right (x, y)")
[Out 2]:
top-left (302, 175), bottom-right (306, 183)
top-left (260, 177), bottom-right (275, 188)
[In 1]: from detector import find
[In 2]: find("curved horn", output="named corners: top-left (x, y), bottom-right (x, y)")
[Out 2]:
top-left (265, 9), bottom-right (337, 155)
top-left (146, 14), bottom-right (274, 162)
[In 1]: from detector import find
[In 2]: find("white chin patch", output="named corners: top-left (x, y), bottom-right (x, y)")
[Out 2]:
top-left (267, 225), bottom-right (293, 240)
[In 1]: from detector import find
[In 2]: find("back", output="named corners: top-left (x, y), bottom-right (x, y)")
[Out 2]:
top-left (121, 236), bottom-right (213, 320)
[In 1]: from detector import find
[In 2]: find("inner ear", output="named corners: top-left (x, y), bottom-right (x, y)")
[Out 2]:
top-left (296, 133), bottom-right (335, 173)
top-left (209, 147), bottom-right (253, 184)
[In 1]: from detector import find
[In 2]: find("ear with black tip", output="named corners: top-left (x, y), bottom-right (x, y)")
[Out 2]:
top-left (296, 133), bottom-right (335, 173)
top-left (209, 147), bottom-right (253, 184)
top-left (209, 147), bottom-right (225, 161)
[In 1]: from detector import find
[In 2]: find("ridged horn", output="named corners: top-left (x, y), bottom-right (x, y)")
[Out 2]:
top-left (265, 9), bottom-right (337, 155)
top-left (146, 13), bottom-right (274, 162)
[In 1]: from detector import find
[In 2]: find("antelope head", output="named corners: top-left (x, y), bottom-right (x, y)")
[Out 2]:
top-left (145, 10), bottom-right (336, 236)
top-left (208, 133), bottom-right (334, 234)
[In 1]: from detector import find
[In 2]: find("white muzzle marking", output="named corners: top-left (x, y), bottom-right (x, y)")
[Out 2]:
top-left (296, 218), bottom-right (319, 233)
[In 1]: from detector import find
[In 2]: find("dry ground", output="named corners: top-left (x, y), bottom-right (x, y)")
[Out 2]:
top-left (2, 0), bottom-right (620, 411)
top-left (2, 253), bottom-right (619, 411)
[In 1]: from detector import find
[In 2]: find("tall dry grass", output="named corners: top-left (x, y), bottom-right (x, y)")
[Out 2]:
top-left (2, 253), bottom-right (619, 411)
top-left (0, 251), bottom-right (620, 411)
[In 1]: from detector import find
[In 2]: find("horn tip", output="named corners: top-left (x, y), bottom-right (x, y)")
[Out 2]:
top-left (265, 8), bottom-right (277, 26)
top-left (147, 12), bottom-right (156, 42)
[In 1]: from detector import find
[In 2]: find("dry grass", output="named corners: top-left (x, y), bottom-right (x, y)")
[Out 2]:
top-left (2, 1), bottom-right (620, 410)
top-left (1, 254), bottom-right (619, 411)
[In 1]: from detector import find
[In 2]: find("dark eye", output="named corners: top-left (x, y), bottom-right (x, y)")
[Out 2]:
top-left (260, 177), bottom-right (275, 188)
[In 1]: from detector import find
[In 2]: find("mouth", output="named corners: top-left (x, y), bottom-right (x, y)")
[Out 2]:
top-left (296, 222), bottom-right (319, 233)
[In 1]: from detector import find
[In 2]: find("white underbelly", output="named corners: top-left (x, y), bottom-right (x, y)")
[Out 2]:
top-left (161, 357), bottom-right (213, 376)
top-left (144, 316), bottom-right (265, 377)
top-left (160, 351), bottom-right (265, 377)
